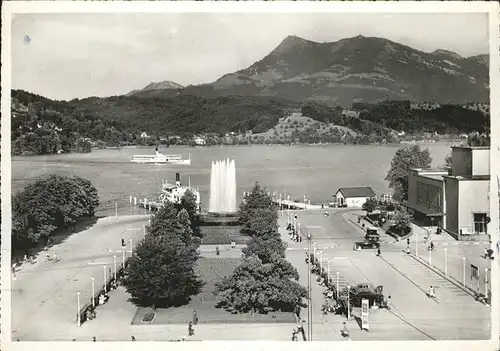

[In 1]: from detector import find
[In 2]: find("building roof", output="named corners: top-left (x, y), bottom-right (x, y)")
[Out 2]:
top-left (336, 187), bottom-right (376, 198)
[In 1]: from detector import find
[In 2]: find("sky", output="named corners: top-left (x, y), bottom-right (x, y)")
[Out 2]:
top-left (11, 12), bottom-right (489, 101)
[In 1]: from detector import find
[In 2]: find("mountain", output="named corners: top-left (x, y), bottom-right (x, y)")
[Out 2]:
top-left (133, 35), bottom-right (488, 106)
top-left (126, 80), bottom-right (184, 96)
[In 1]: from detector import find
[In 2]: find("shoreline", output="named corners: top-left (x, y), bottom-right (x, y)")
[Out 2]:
top-left (12, 139), bottom-right (462, 158)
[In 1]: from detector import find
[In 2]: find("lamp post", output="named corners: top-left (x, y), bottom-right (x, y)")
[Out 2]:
top-left (347, 285), bottom-right (351, 320)
top-left (444, 248), bottom-right (448, 275)
top-left (415, 231), bottom-right (419, 257)
top-left (336, 272), bottom-right (340, 296)
top-left (462, 257), bottom-right (466, 287)
top-left (91, 277), bottom-right (95, 308)
top-left (103, 265), bottom-right (107, 293)
top-left (327, 260), bottom-right (331, 283)
top-left (319, 251), bottom-right (323, 274)
top-left (77, 291), bottom-right (81, 327)
top-left (307, 232), bottom-right (313, 341)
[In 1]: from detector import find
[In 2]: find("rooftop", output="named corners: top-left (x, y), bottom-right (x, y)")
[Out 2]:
top-left (336, 186), bottom-right (376, 198)
top-left (444, 175), bottom-right (490, 181)
top-left (451, 146), bottom-right (490, 150)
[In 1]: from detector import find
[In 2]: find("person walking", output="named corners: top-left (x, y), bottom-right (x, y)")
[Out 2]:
top-left (121, 238), bottom-right (126, 248)
top-left (188, 321), bottom-right (194, 336)
top-left (428, 285), bottom-right (436, 298)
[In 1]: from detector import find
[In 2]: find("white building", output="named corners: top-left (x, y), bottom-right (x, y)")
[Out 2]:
top-left (405, 146), bottom-right (490, 240)
top-left (333, 187), bottom-right (376, 208)
top-left (194, 136), bottom-right (206, 145)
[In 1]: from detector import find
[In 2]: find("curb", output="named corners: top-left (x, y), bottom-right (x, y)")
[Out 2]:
top-left (408, 253), bottom-right (482, 301)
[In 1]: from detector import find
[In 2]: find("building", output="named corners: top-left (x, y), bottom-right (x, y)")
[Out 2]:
top-left (333, 187), bottom-right (376, 208)
top-left (194, 136), bottom-right (206, 145)
top-left (405, 146), bottom-right (490, 240)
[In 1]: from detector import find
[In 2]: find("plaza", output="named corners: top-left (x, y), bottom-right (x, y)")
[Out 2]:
top-left (10, 206), bottom-right (492, 341)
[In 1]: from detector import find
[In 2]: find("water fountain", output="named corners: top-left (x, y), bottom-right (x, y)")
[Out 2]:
top-left (200, 158), bottom-right (239, 225)
top-left (209, 158), bottom-right (237, 214)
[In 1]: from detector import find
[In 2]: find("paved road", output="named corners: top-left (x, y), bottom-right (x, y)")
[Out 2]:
top-left (283, 209), bottom-right (490, 340)
top-left (11, 215), bottom-right (150, 341)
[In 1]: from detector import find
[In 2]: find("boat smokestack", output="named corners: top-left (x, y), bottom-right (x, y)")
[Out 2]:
top-left (176, 173), bottom-right (181, 187)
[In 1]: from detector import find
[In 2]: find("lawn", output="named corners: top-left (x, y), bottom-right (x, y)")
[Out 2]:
top-left (199, 226), bottom-right (250, 245)
top-left (131, 257), bottom-right (296, 325)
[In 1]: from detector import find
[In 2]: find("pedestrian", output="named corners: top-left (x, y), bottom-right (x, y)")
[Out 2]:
top-left (188, 321), bottom-right (194, 336)
top-left (496, 241), bottom-right (500, 255)
top-left (376, 248), bottom-right (381, 256)
top-left (93, 337), bottom-right (96, 342)
top-left (131, 336), bottom-right (136, 341)
top-left (121, 238), bottom-right (125, 247)
top-left (193, 310), bottom-right (198, 325)
top-left (292, 329), bottom-right (298, 341)
top-left (406, 247), bottom-right (410, 255)
top-left (428, 285), bottom-right (436, 298)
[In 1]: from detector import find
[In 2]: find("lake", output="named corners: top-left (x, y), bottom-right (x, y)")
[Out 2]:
top-left (12, 143), bottom-right (455, 216)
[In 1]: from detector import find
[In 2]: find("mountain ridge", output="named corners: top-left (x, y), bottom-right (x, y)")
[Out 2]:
top-left (126, 34), bottom-right (488, 106)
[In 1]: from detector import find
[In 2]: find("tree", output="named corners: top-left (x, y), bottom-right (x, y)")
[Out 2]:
top-left (385, 145), bottom-right (432, 201)
top-left (239, 182), bottom-right (275, 225)
top-left (466, 132), bottom-right (490, 147)
top-left (177, 208), bottom-right (194, 245)
top-left (242, 231), bottom-right (287, 264)
top-left (393, 209), bottom-right (411, 234)
top-left (444, 153), bottom-right (452, 169)
top-left (180, 189), bottom-right (198, 219)
top-left (123, 234), bottom-right (203, 308)
top-left (246, 208), bottom-right (279, 236)
top-left (214, 256), bottom-right (307, 314)
top-left (362, 197), bottom-right (377, 214)
top-left (11, 174), bottom-right (100, 251)
top-left (148, 202), bottom-right (184, 239)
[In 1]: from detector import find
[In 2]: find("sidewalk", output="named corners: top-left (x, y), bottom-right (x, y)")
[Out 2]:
top-left (278, 218), bottom-right (358, 341)
top-left (407, 223), bottom-right (491, 297)
top-left (11, 215), bottom-right (151, 341)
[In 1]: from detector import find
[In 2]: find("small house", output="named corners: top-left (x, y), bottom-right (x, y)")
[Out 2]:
top-left (333, 187), bottom-right (376, 208)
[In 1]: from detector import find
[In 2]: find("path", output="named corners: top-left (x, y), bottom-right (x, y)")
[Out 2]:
top-left (11, 215), bottom-right (150, 341)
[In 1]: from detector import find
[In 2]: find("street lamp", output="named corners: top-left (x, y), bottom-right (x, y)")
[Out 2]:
top-left (77, 291), bottom-right (81, 327)
top-left (122, 248), bottom-right (125, 269)
top-left (103, 265), bottom-right (107, 293)
top-left (327, 260), bottom-right (331, 283)
top-left (444, 248), bottom-right (448, 275)
top-left (462, 257), bottom-right (466, 286)
top-left (319, 251), bottom-right (323, 273)
top-left (336, 272), bottom-right (340, 296)
top-left (91, 277), bottom-right (95, 308)
top-left (415, 231), bottom-right (419, 257)
top-left (347, 285), bottom-right (351, 320)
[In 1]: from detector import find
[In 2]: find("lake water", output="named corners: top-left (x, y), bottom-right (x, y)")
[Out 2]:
top-left (12, 143), bottom-right (455, 216)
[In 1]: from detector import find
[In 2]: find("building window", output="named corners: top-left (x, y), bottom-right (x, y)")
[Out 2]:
top-left (473, 213), bottom-right (487, 234)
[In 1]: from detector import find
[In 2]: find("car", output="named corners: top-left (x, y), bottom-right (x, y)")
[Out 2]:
top-left (354, 241), bottom-right (380, 250)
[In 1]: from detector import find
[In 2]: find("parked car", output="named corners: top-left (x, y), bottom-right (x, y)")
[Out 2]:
top-left (354, 241), bottom-right (380, 250)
